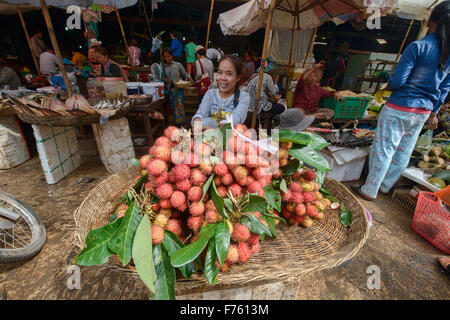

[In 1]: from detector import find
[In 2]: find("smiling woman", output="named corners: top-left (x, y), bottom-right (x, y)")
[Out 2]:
top-left (191, 55), bottom-right (250, 129)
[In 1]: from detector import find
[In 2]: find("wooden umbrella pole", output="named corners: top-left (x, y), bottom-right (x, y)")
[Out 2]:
top-left (39, 0), bottom-right (72, 96)
top-left (205, 0), bottom-right (215, 51)
top-left (285, 15), bottom-right (297, 96)
top-left (115, 8), bottom-right (135, 80)
top-left (390, 18), bottom-right (415, 77)
top-left (251, 0), bottom-right (277, 129)
top-left (302, 27), bottom-right (316, 68)
top-left (17, 5), bottom-right (40, 75)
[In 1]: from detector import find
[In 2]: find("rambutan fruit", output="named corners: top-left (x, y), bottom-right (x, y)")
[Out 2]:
top-left (251, 167), bottom-right (264, 180)
top-left (243, 142), bottom-right (257, 156)
top-left (273, 169), bottom-right (283, 179)
top-left (159, 199), bottom-right (172, 209)
top-left (154, 213), bottom-right (169, 227)
top-left (152, 145), bottom-right (171, 162)
top-left (170, 191), bottom-right (186, 209)
top-left (178, 203), bottom-right (188, 212)
top-left (257, 189), bottom-right (265, 197)
top-left (184, 152), bottom-right (200, 167)
top-left (237, 242), bottom-right (251, 263)
top-left (175, 179), bottom-right (191, 192)
top-left (235, 123), bottom-right (247, 133)
top-left (314, 200), bottom-right (326, 211)
top-left (151, 203), bottom-right (160, 212)
top-left (294, 215), bottom-right (306, 224)
top-left (290, 182), bottom-right (302, 193)
top-left (151, 225), bottom-right (165, 244)
top-left (168, 172), bottom-right (176, 184)
top-left (281, 189), bottom-right (292, 202)
top-left (187, 186), bottom-right (203, 202)
top-left (147, 159), bottom-right (168, 176)
top-left (295, 203), bottom-right (306, 216)
top-left (153, 172), bottom-right (169, 186)
top-left (213, 163), bottom-right (229, 176)
top-left (189, 201), bottom-right (205, 216)
top-left (257, 178), bottom-right (270, 188)
top-left (279, 158), bottom-right (289, 167)
top-left (286, 202), bottom-right (296, 213)
top-left (170, 149), bottom-right (185, 165)
top-left (291, 192), bottom-right (304, 204)
top-left (223, 151), bottom-right (238, 168)
top-left (303, 192), bottom-right (316, 203)
top-left (221, 173), bottom-right (234, 186)
top-left (217, 186), bottom-right (227, 198)
top-left (219, 261), bottom-right (232, 272)
top-left (289, 218), bottom-right (299, 226)
top-left (248, 181), bottom-right (262, 194)
top-left (155, 136), bottom-right (172, 149)
top-left (301, 183), bottom-right (313, 192)
top-left (187, 216), bottom-right (203, 232)
top-left (172, 164), bottom-right (190, 181)
top-left (247, 233), bottom-right (260, 246)
top-left (281, 142), bottom-right (293, 149)
top-left (226, 244), bottom-right (239, 264)
top-left (292, 170), bottom-right (302, 180)
top-left (159, 208), bottom-right (172, 218)
top-left (164, 126), bottom-right (180, 142)
top-left (306, 204), bottom-right (319, 218)
top-left (228, 183), bottom-right (242, 198)
top-left (231, 223), bottom-right (250, 242)
top-left (156, 183), bottom-right (174, 199)
top-left (206, 200), bottom-right (216, 211)
top-left (227, 136), bottom-right (243, 153)
top-left (301, 169), bottom-right (316, 182)
top-left (205, 210), bottom-right (221, 224)
top-left (249, 242), bottom-right (260, 255)
top-left (164, 219), bottom-right (182, 237)
top-left (245, 154), bottom-right (258, 168)
top-left (281, 210), bottom-right (292, 219)
top-left (139, 154), bottom-right (152, 169)
top-left (144, 181), bottom-right (152, 190)
top-left (199, 158), bottom-right (213, 175)
top-left (315, 191), bottom-right (323, 201)
top-left (232, 165), bottom-right (248, 181)
top-left (214, 175), bottom-right (223, 187)
top-left (301, 216), bottom-right (314, 228)
top-left (194, 142), bottom-right (211, 158)
top-left (278, 148), bottom-right (289, 159)
top-left (190, 169), bottom-right (206, 186)
top-left (313, 211), bottom-right (324, 220)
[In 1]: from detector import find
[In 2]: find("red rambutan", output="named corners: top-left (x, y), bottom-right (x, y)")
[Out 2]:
top-left (237, 242), bottom-right (251, 263)
top-left (187, 186), bottom-right (203, 202)
top-left (231, 223), bottom-right (251, 242)
top-left (156, 183), bottom-right (174, 199)
top-left (147, 159), bottom-right (168, 176)
top-left (190, 169), bottom-right (206, 186)
top-left (175, 179), bottom-right (191, 192)
top-left (151, 225), bottom-right (165, 245)
top-left (187, 216), bottom-right (203, 232)
top-left (189, 201), bottom-right (205, 216)
top-left (226, 244), bottom-right (239, 264)
top-left (172, 164), bottom-right (190, 181)
top-left (213, 163), bottom-right (229, 176)
top-left (170, 191), bottom-right (186, 209)
top-left (221, 173), bottom-right (234, 186)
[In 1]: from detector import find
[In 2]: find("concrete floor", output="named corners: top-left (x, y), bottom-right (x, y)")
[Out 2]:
top-left (0, 152), bottom-right (449, 300)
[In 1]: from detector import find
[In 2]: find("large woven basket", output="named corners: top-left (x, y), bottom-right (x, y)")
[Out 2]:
top-left (74, 167), bottom-right (369, 296)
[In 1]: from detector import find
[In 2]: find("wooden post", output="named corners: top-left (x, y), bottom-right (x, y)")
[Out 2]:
top-left (302, 27), bottom-right (317, 68)
top-left (17, 5), bottom-right (40, 75)
top-left (251, 0), bottom-right (277, 129)
top-left (205, 0), bottom-right (215, 51)
top-left (116, 8), bottom-right (134, 80)
top-left (285, 15), bottom-right (297, 96)
top-left (39, 0), bottom-right (72, 96)
top-left (390, 18), bottom-right (415, 77)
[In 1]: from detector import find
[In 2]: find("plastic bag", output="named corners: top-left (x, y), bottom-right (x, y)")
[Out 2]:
top-left (415, 129), bottom-right (433, 154)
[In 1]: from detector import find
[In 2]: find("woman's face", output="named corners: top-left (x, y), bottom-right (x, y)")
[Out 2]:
top-left (164, 52), bottom-right (173, 64)
top-left (95, 53), bottom-right (108, 64)
top-left (244, 53), bottom-right (252, 62)
top-left (217, 59), bottom-right (240, 94)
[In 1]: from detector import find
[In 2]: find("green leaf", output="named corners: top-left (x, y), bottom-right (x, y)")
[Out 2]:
top-left (214, 221), bottom-right (230, 266)
top-left (282, 159), bottom-right (300, 176)
top-left (280, 179), bottom-right (288, 193)
top-left (201, 173), bottom-right (215, 202)
top-left (74, 217), bottom-right (122, 266)
top-left (152, 245), bottom-right (176, 300)
top-left (171, 224), bottom-right (217, 267)
top-left (129, 158), bottom-right (140, 167)
top-left (319, 187), bottom-right (331, 195)
top-left (119, 174), bottom-right (148, 203)
top-left (109, 212), bottom-right (117, 223)
top-left (211, 180), bottom-right (228, 218)
top-left (223, 198), bottom-right (233, 212)
top-left (162, 230), bottom-right (197, 279)
top-left (132, 215), bottom-right (156, 294)
top-left (243, 195), bottom-right (268, 213)
top-left (339, 205), bottom-right (352, 227)
top-left (325, 194), bottom-right (339, 203)
top-left (264, 187), bottom-right (281, 212)
top-left (261, 210), bottom-right (286, 223)
top-left (300, 131), bottom-right (330, 150)
top-left (241, 214), bottom-right (272, 237)
top-left (220, 123), bottom-right (232, 150)
top-left (277, 129), bottom-right (312, 145)
top-left (316, 170), bottom-right (326, 187)
top-left (260, 214), bottom-right (277, 237)
top-left (204, 238), bottom-right (219, 285)
top-left (108, 202), bottom-right (143, 265)
top-left (289, 145), bottom-right (331, 172)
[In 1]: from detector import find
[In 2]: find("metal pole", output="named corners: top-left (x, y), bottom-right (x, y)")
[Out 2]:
top-left (17, 5), bottom-right (40, 75)
top-left (39, 0), bottom-right (72, 96)
top-left (205, 0), bottom-right (215, 51)
top-left (251, 0), bottom-right (277, 129)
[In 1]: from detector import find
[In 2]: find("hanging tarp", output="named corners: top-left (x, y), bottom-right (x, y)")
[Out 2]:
top-left (3, 0), bottom-right (138, 9)
top-left (269, 28), bottom-right (314, 65)
top-left (0, 0), bottom-right (38, 14)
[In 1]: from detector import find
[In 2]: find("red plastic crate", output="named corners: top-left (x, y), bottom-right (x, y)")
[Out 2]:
top-left (412, 192), bottom-right (450, 254)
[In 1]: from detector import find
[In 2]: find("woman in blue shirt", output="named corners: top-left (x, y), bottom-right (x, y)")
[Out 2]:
top-left (354, 1), bottom-right (450, 200)
top-left (170, 32), bottom-right (183, 63)
top-left (192, 55), bottom-right (250, 129)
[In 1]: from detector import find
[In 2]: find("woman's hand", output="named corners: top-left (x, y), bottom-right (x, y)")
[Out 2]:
top-left (425, 114), bottom-right (439, 130)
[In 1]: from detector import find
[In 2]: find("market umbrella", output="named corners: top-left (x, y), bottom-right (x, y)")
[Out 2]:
top-left (3, 0), bottom-right (138, 9)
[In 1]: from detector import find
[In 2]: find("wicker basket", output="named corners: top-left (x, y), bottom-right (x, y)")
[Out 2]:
top-left (174, 80), bottom-right (195, 89)
top-left (74, 167), bottom-right (369, 296)
top-left (15, 103), bottom-right (132, 127)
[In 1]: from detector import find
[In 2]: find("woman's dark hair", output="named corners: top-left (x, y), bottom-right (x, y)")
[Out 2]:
top-left (95, 47), bottom-right (109, 57)
top-left (430, 1), bottom-right (450, 70)
top-left (218, 55), bottom-right (243, 107)
top-left (196, 49), bottom-right (205, 56)
top-left (163, 47), bottom-right (173, 56)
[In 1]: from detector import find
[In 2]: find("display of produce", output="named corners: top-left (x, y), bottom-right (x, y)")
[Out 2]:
top-left (75, 124), bottom-right (354, 299)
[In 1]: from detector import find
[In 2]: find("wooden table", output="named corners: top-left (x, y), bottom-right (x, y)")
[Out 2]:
top-left (127, 98), bottom-right (168, 154)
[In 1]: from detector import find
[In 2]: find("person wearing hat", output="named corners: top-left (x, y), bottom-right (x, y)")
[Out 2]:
top-left (274, 108), bottom-right (315, 132)
top-left (88, 39), bottom-right (102, 65)
top-left (247, 56), bottom-right (285, 116)
top-left (194, 45), bottom-right (214, 82)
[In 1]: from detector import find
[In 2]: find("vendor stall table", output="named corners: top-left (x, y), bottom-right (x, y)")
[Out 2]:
top-left (127, 98), bottom-right (167, 154)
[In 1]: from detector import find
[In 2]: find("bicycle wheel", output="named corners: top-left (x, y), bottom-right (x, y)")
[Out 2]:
top-left (0, 189), bottom-right (46, 262)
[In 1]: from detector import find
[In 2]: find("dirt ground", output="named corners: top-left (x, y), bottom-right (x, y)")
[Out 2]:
top-left (0, 150), bottom-right (449, 300)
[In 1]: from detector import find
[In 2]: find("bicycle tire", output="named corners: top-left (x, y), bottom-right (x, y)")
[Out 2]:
top-left (0, 190), bottom-right (46, 263)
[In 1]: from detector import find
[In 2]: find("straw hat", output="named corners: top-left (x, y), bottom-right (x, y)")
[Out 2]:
top-left (195, 45), bottom-right (205, 54)
top-left (274, 108), bottom-right (315, 132)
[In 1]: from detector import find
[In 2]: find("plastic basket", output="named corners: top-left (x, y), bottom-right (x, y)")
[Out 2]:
top-left (392, 189), bottom-right (417, 213)
top-left (412, 191), bottom-right (450, 254)
top-left (321, 96), bottom-right (371, 119)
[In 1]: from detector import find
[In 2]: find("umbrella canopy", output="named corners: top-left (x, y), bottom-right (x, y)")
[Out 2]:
top-left (0, 0), bottom-right (38, 14)
top-left (3, 0), bottom-right (138, 9)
